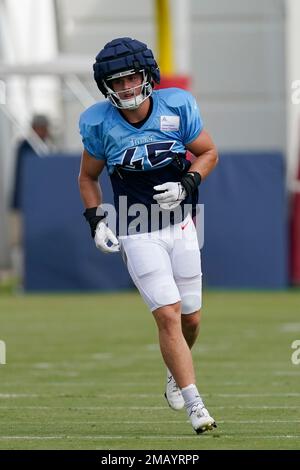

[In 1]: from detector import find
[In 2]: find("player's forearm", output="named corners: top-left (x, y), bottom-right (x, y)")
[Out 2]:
top-left (189, 147), bottom-right (218, 181)
top-left (78, 176), bottom-right (102, 208)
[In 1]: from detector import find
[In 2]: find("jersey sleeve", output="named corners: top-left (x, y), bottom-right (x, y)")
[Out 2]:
top-left (79, 114), bottom-right (105, 160)
top-left (181, 92), bottom-right (203, 145)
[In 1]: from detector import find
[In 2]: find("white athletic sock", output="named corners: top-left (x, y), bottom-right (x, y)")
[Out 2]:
top-left (181, 384), bottom-right (204, 412)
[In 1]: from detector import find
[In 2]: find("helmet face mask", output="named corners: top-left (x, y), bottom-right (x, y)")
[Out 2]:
top-left (104, 69), bottom-right (153, 110)
top-left (93, 37), bottom-right (160, 109)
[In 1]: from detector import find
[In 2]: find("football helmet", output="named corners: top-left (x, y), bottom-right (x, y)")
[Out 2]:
top-left (93, 37), bottom-right (160, 109)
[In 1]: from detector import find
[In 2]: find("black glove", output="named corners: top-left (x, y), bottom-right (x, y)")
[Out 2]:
top-left (180, 172), bottom-right (202, 199)
top-left (83, 207), bottom-right (107, 238)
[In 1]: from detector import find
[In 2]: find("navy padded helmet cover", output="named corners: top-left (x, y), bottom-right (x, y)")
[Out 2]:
top-left (93, 37), bottom-right (160, 94)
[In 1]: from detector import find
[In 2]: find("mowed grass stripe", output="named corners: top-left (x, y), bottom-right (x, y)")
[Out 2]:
top-left (1, 435), bottom-right (300, 440)
top-left (0, 291), bottom-right (300, 450)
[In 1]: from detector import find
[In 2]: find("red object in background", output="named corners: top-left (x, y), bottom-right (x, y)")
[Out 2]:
top-left (290, 163), bottom-right (300, 284)
top-left (155, 75), bottom-right (191, 90)
top-left (155, 75), bottom-right (195, 162)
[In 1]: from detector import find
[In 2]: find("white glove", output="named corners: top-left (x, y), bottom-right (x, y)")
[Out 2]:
top-left (153, 182), bottom-right (187, 209)
top-left (94, 221), bottom-right (120, 254)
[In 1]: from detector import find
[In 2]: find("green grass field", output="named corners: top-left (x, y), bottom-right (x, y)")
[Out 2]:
top-left (0, 290), bottom-right (300, 450)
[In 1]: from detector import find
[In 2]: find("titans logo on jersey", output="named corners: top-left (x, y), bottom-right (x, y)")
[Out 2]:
top-left (79, 87), bottom-right (203, 233)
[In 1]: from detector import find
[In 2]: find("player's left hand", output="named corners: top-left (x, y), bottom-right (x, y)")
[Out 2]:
top-left (153, 182), bottom-right (187, 209)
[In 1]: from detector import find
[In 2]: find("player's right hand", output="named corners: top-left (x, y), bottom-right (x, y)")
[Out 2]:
top-left (94, 221), bottom-right (120, 254)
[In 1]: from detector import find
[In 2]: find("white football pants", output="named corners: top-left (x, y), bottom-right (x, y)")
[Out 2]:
top-left (119, 214), bottom-right (202, 313)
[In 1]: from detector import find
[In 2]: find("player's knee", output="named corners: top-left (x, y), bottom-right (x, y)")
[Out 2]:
top-left (153, 303), bottom-right (181, 332)
top-left (181, 294), bottom-right (201, 315)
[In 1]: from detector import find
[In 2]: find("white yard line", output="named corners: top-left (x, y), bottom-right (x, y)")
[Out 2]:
top-left (0, 405), bottom-right (299, 410)
top-left (213, 393), bottom-right (300, 397)
top-left (1, 392), bottom-right (300, 398)
top-left (279, 323), bottom-right (300, 332)
top-left (0, 394), bottom-right (39, 398)
top-left (273, 371), bottom-right (300, 376)
top-left (0, 435), bottom-right (299, 441)
top-left (0, 419), bottom-right (299, 425)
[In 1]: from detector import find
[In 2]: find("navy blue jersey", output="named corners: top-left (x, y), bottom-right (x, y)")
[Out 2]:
top-left (79, 87), bottom-right (203, 234)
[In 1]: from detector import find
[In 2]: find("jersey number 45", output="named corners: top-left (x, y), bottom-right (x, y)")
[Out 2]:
top-left (122, 141), bottom-right (175, 170)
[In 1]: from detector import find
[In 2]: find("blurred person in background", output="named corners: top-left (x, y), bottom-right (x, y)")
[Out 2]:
top-left (10, 114), bottom-right (51, 289)
top-left (11, 114), bottom-right (51, 211)
top-left (78, 37), bottom-right (218, 434)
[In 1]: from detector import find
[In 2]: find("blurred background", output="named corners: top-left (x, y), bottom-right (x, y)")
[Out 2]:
top-left (1, 0), bottom-right (300, 452)
top-left (0, 0), bottom-right (299, 292)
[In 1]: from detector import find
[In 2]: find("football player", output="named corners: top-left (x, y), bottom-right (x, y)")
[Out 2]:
top-left (78, 37), bottom-right (218, 434)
